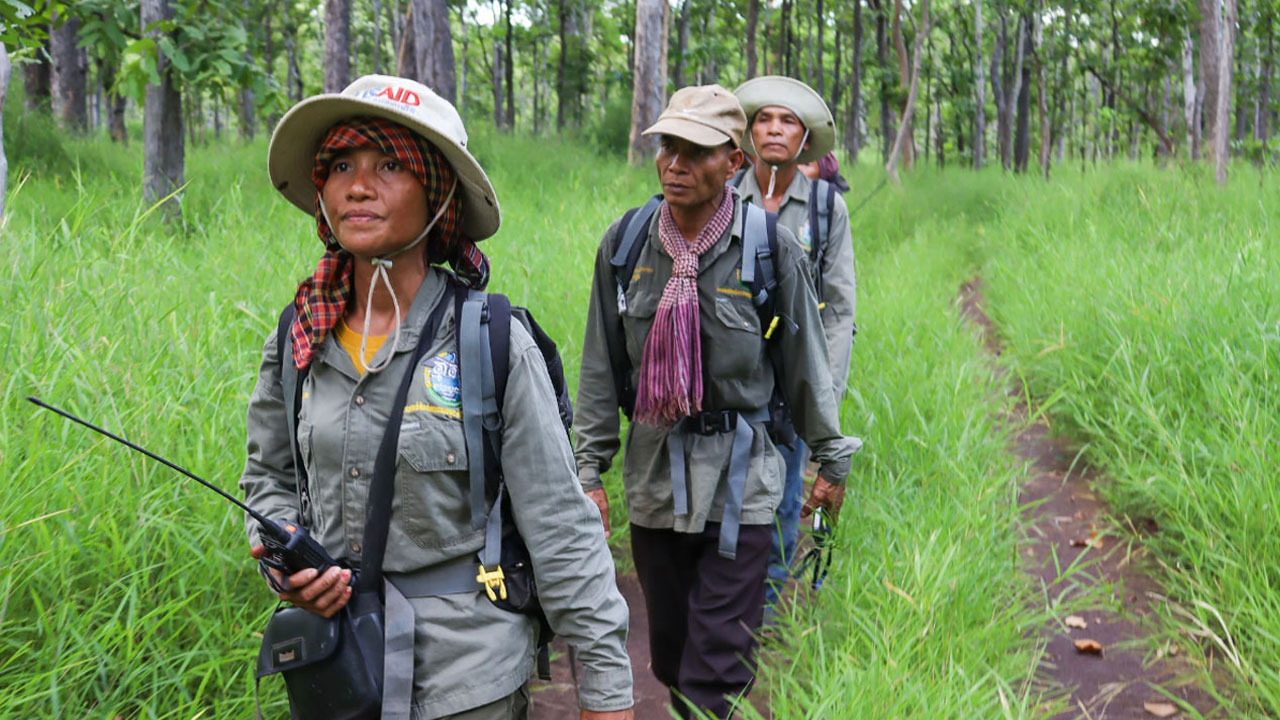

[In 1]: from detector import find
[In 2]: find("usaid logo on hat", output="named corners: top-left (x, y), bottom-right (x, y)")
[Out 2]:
top-left (354, 85), bottom-right (422, 107)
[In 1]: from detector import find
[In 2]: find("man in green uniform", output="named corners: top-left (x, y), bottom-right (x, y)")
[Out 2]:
top-left (573, 84), bottom-right (861, 719)
top-left (732, 76), bottom-right (857, 617)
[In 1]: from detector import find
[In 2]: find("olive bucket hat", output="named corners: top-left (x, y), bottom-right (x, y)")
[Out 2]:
top-left (268, 74), bottom-right (500, 240)
top-left (733, 75), bottom-right (836, 165)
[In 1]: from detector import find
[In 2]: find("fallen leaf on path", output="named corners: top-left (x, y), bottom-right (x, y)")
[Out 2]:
top-left (1069, 524), bottom-right (1105, 548)
top-left (1143, 701), bottom-right (1178, 717)
top-left (1065, 615), bottom-right (1088, 629)
top-left (1073, 639), bottom-right (1103, 654)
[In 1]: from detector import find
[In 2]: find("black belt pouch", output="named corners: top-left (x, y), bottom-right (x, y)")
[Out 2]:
top-left (255, 591), bottom-right (385, 720)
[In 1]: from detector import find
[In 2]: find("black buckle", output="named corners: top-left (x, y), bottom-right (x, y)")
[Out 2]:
top-left (694, 410), bottom-right (735, 435)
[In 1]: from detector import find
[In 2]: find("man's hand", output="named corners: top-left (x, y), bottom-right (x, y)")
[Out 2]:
top-left (250, 544), bottom-right (352, 618)
top-left (585, 488), bottom-right (611, 539)
top-left (800, 476), bottom-right (846, 521)
top-left (581, 709), bottom-right (634, 719)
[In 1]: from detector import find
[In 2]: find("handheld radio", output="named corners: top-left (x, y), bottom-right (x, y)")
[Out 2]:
top-left (26, 396), bottom-right (336, 580)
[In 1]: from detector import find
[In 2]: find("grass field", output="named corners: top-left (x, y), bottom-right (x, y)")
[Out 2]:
top-left (1, 119), bottom-right (1274, 718)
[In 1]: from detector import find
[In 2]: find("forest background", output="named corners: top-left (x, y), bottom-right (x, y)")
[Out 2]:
top-left (1, 0), bottom-right (1278, 718)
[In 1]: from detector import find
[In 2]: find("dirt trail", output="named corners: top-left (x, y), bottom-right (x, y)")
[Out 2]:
top-left (959, 278), bottom-right (1215, 719)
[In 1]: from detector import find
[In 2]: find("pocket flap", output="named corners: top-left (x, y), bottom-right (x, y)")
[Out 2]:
top-left (256, 605), bottom-right (341, 677)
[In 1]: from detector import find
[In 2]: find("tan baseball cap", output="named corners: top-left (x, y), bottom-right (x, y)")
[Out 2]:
top-left (268, 74), bottom-right (500, 240)
top-left (641, 84), bottom-right (747, 148)
top-left (734, 75), bottom-right (836, 164)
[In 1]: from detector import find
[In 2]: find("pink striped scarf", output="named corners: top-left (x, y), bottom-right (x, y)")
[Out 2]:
top-left (633, 185), bottom-right (736, 427)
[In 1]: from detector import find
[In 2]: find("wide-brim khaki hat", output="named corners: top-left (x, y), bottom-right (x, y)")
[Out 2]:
top-left (268, 74), bottom-right (500, 240)
top-left (733, 76), bottom-right (835, 164)
top-left (641, 84), bottom-right (747, 149)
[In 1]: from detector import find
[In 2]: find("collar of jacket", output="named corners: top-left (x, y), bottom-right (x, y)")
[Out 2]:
top-left (736, 166), bottom-right (811, 208)
top-left (648, 190), bottom-right (746, 271)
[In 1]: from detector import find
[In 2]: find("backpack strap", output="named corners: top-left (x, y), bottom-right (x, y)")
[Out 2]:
top-left (809, 177), bottom-right (833, 304)
top-left (605, 194), bottom-right (662, 416)
top-left (731, 167), bottom-right (749, 189)
top-left (275, 304), bottom-right (312, 525)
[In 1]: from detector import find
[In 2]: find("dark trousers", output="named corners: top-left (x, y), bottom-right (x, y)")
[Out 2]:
top-left (631, 522), bottom-right (772, 720)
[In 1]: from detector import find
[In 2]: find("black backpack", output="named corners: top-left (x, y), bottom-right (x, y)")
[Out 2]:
top-left (732, 168), bottom-right (837, 304)
top-left (275, 279), bottom-right (572, 680)
top-left (602, 194), bottom-right (798, 447)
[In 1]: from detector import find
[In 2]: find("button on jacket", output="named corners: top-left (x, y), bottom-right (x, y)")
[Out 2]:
top-left (240, 268), bottom-right (633, 718)
top-left (574, 190), bottom-right (862, 533)
top-left (736, 169), bottom-right (857, 399)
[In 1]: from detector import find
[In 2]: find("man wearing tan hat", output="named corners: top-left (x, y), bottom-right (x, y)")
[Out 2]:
top-left (732, 76), bottom-right (857, 620)
top-left (573, 84), bottom-right (861, 718)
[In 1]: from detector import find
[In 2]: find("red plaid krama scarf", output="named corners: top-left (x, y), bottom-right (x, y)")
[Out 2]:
top-left (632, 184), bottom-right (736, 427)
top-left (289, 117), bottom-right (490, 369)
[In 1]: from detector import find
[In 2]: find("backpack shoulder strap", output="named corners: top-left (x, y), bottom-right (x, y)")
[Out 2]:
top-left (604, 195), bottom-right (661, 417)
top-left (276, 303), bottom-right (311, 521)
top-left (456, 285), bottom-right (504, 534)
top-left (731, 167), bottom-right (749, 189)
top-left (610, 193), bottom-right (663, 296)
top-left (810, 177), bottom-right (832, 302)
top-left (739, 202), bottom-right (778, 308)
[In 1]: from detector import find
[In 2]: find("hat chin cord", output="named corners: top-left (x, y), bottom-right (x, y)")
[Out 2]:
top-left (764, 127), bottom-right (810, 199)
top-left (319, 178), bottom-right (458, 374)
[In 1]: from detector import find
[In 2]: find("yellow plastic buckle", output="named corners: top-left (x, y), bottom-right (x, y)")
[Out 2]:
top-left (476, 564), bottom-right (508, 602)
top-left (764, 315), bottom-right (781, 340)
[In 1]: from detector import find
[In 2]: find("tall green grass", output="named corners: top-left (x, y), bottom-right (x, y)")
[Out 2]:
top-left (979, 162), bottom-right (1280, 717)
top-left (4, 129), bottom-right (1044, 717)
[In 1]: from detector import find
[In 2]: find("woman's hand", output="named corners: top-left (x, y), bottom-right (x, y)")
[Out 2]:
top-left (585, 488), bottom-right (611, 539)
top-left (581, 709), bottom-right (634, 719)
top-left (250, 544), bottom-right (352, 618)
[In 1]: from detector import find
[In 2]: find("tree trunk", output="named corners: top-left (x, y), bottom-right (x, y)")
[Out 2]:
top-left (674, 0), bottom-right (691, 89)
top-left (886, 0), bottom-right (930, 183)
top-left (505, 0), bottom-right (515, 129)
top-left (746, 0), bottom-right (760, 79)
top-left (557, 0), bottom-right (568, 130)
top-left (50, 13), bottom-right (87, 132)
top-left (1, 43), bottom-right (9, 221)
top-left (99, 61), bottom-right (128, 144)
top-left (493, 40), bottom-right (505, 128)
top-left (890, 0), bottom-right (914, 167)
top-left (22, 38), bottom-right (51, 114)
top-left (410, 0), bottom-right (456, 104)
top-left (629, 0), bottom-right (668, 165)
top-left (816, 0), bottom-right (825, 98)
top-left (874, 0), bottom-right (892, 161)
top-left (397, 4), bottom-right (416, 76)
top-left (1038, 21), bottom-right (1051, 177)
top-left (239, 0), bottom-right (256, 141)
top-left (284, 2), bottom-right (303, 103)
top-left (974, 0), bottom-right (986, 169)
top-left (1013, 13), bottom-right (1032, 173)
top-left (847, 0), bottom-right (864, 159)
top-left (1200, 0), bottom-right (1222, 162)
top-left (1215, 0), bottom-right (1237, 184)
top-left (142, 0), bottom-right (185, 214)
top-left (1183, 30), bottom-right (1198, 158)
top-left (325, 0), bottom-right (351, 93)
top-left (373, 0), bottom-right (384, 74)
top-left (1260, 11), bottom-right (1274, 142)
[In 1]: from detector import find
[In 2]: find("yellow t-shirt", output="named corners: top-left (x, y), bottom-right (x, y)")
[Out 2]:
top-left (332, 318), bottom-right (388, 375)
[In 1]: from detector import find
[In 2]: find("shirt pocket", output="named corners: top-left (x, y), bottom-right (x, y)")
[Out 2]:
top-left (621, 281), bottom-right (661, 366)
top-left (706, 295), bottom-right (765, 380)
top-left (395, 417), bottom-right (474, 551)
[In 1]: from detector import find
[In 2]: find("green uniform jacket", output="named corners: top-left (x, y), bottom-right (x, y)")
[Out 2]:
top-left (736, 168), bottom-right (858, 400)
top-left (240, 268), bottom-right (633, 718)
top-left (574, 190), bottom-right (862, 533)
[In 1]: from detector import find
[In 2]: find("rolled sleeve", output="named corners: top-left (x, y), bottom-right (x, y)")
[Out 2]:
top-left (501, 324), bottom-right (634, 712)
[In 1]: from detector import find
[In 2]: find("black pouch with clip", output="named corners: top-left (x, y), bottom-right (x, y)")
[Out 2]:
top-left (255, 592), bottom-right (385, 720)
